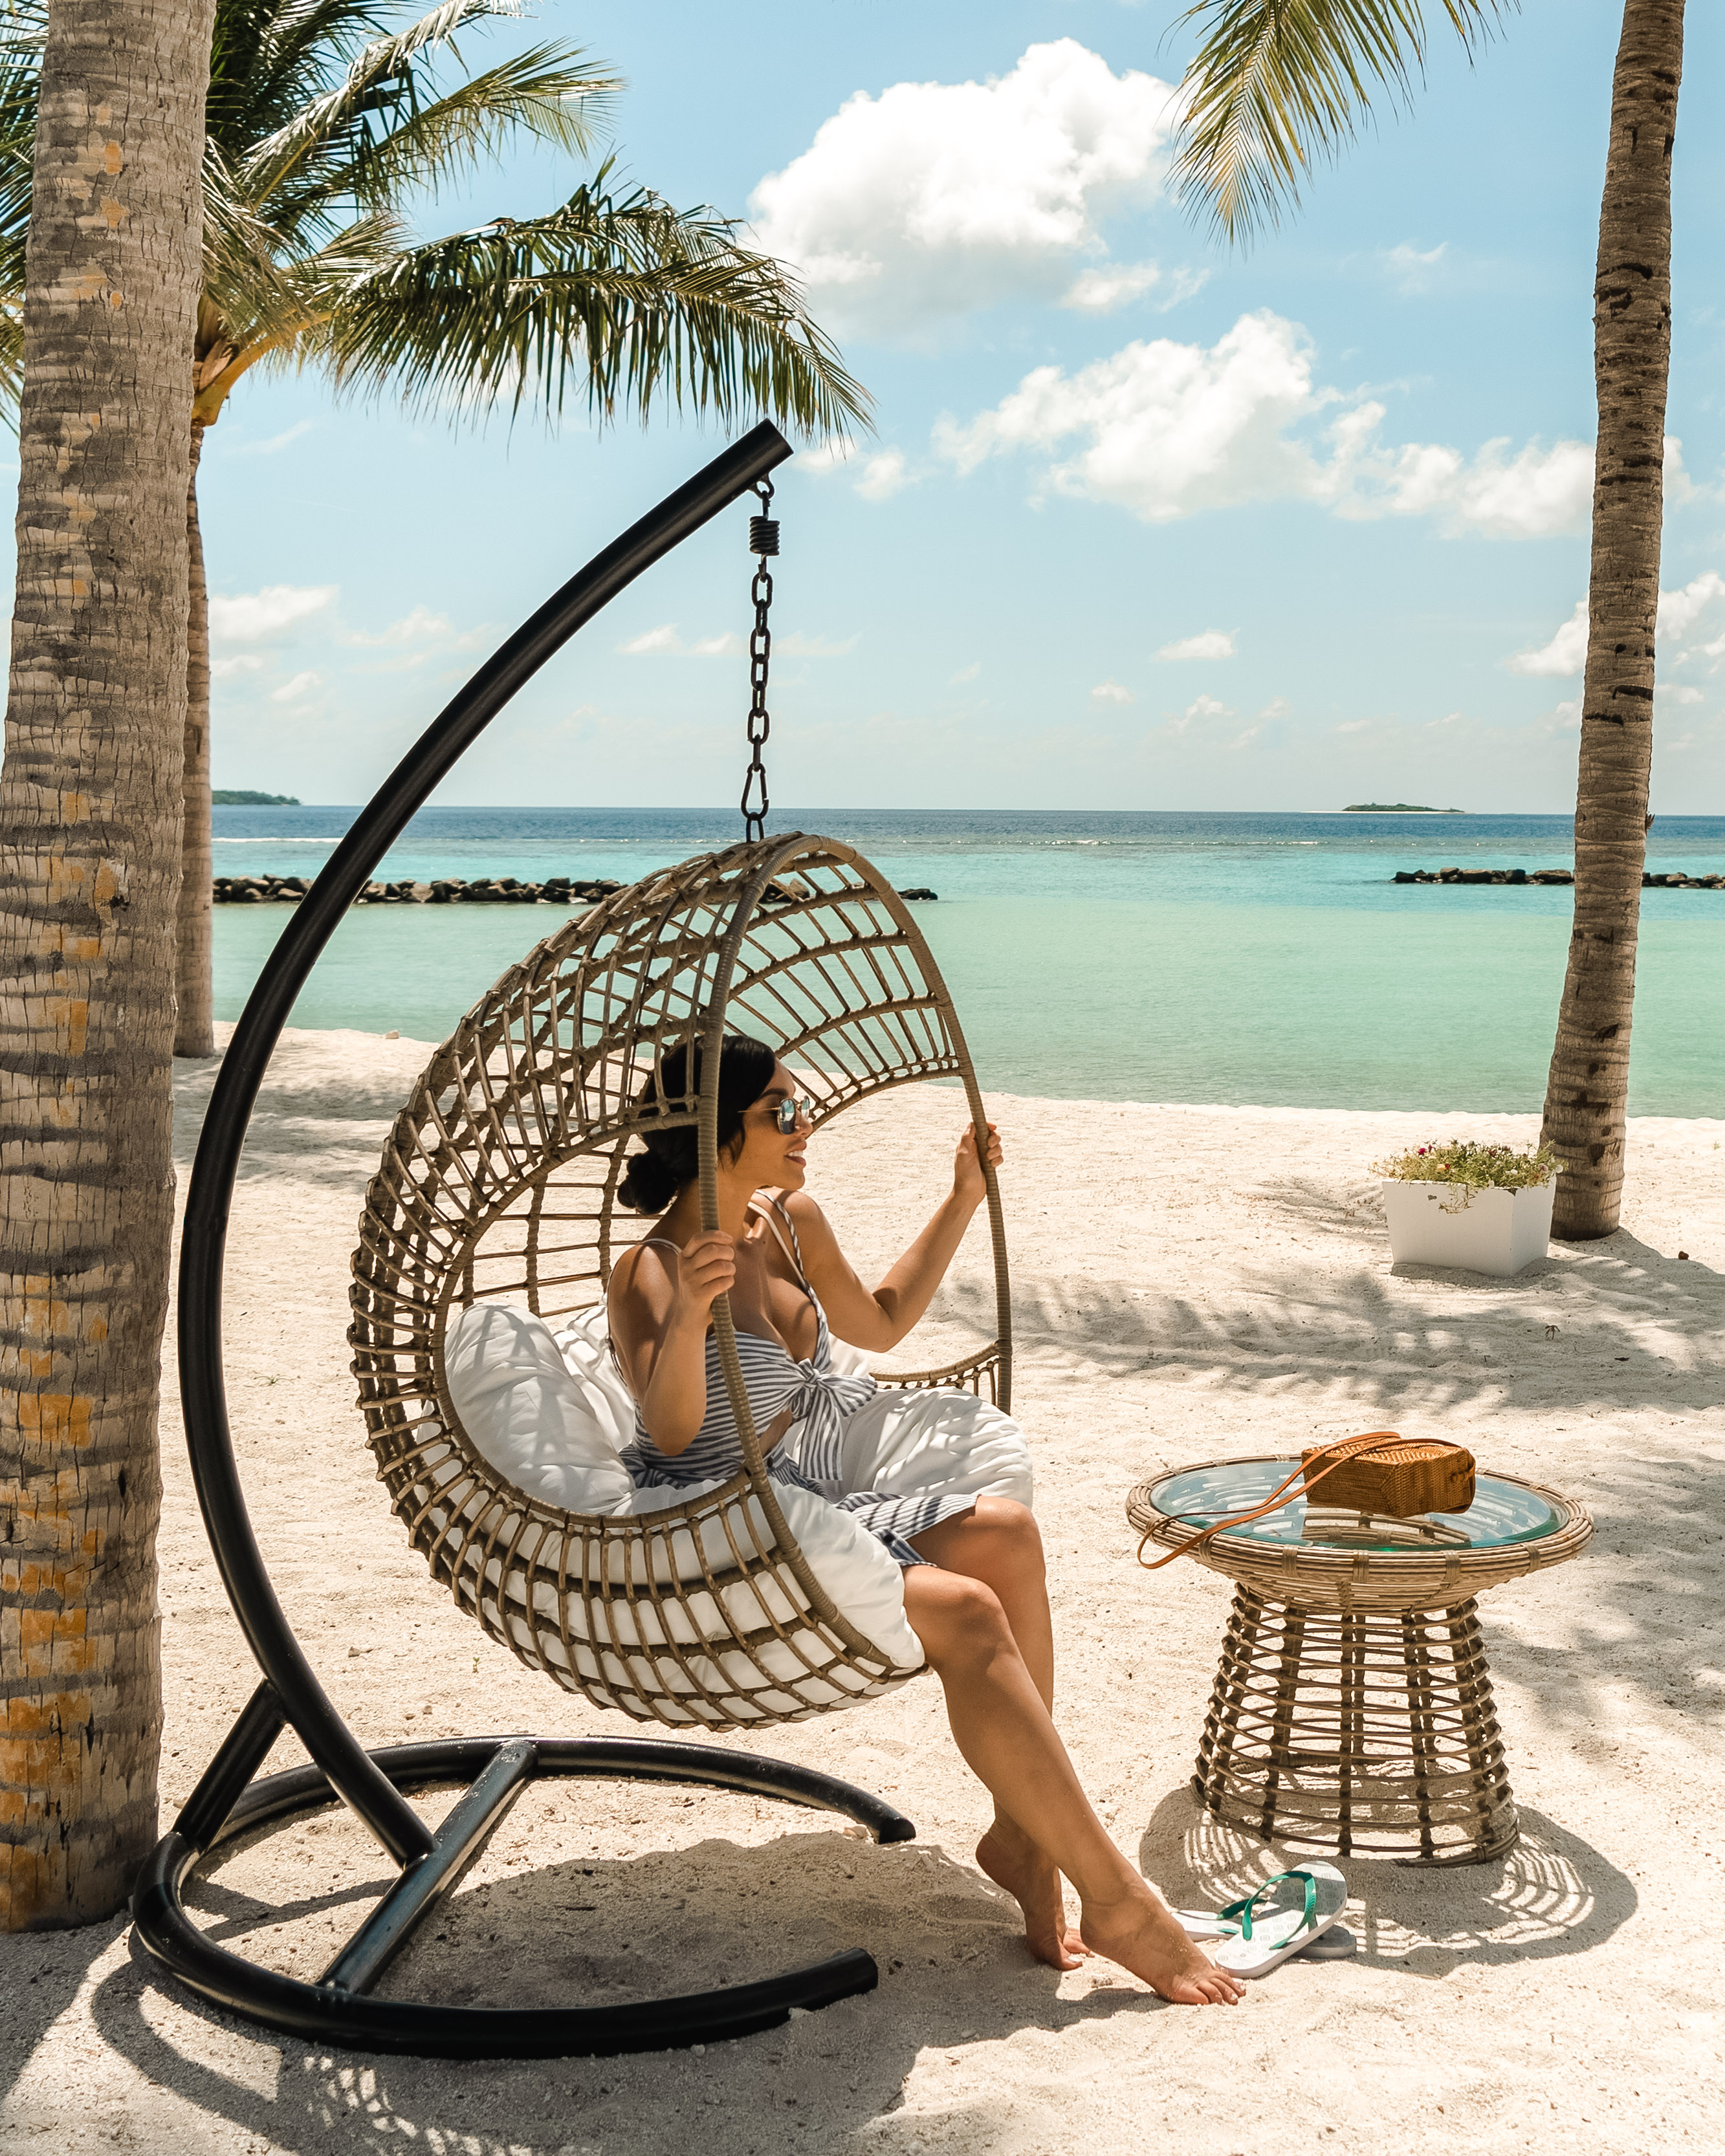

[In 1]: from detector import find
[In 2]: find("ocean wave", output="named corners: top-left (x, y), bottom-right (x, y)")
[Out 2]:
top-left (214, 835), bottom-right (342, 845)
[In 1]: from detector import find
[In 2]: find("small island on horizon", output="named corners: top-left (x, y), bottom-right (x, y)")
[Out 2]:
top-left (213, 789), bottom-right (301, 806)
top-left (1343, 802), bottom-right (1467, 814)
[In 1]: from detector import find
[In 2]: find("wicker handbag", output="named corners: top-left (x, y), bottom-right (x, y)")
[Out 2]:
top-left (1139, 1430), bottom-right (1476, 1570)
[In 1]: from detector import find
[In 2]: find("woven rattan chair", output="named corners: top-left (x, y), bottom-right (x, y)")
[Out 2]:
top-left (349, 830), bottom-right (1013, 1729)
top-left (137, 426), bottom-right (997, 2056)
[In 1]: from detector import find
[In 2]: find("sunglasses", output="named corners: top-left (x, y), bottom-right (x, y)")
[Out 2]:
top-left (757, 1093), bottom-right (815, 1133)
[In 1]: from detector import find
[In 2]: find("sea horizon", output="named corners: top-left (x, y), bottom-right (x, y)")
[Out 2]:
top-left (210, 805), bottom-right (1725, 1120)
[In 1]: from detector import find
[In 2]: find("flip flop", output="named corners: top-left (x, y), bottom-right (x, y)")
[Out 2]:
top-left (1171, 1864), bottom-right (1348, 1979)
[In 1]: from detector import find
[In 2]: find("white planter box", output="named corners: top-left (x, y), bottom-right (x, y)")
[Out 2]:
top-left (1380, 1179), bottom-right (1555, 1276)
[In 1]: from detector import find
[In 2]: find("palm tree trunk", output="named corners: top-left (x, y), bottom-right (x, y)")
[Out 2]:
top-left (175, 421), bottom-right (214, 1059)
top-left (0, 0), bottom-right (215, 1929)
top-left (1541, 0), bottom-right (1685, 1239)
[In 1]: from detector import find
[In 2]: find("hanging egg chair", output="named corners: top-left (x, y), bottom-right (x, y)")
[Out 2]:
top-left (135, 424), bottom-right (1022, 2060)
top-left (350, 831), bottom-right (1015, 1726)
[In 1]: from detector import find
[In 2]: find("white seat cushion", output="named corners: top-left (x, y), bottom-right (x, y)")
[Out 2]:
top-left (443, 1300), bottom-right (1035, 1701)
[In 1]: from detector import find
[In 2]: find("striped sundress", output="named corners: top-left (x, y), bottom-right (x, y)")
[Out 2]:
top-left (616, 1197), bottom-right (976, 1567)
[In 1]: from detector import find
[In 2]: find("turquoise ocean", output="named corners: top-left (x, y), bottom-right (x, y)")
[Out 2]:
top-left (212, 807), bottom-right (1725, 1118)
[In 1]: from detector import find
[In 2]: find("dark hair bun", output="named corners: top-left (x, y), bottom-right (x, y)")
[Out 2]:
top-left (615, 1031), bottom-right (779, 1214)
top-left (617, 1146), bottom-right (683, 1215)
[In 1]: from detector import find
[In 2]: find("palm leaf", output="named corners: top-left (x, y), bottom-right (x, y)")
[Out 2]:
top-left (0, 1), bottom-right (42, 310)
top-left (239, 2), bottom-right (613, 229)
top-left (210, 1), bottom-right (404, 156)
top-left (1172, 0), bottom-right (1517, 242)
top-left (322, 167), bottom-right (870, 440)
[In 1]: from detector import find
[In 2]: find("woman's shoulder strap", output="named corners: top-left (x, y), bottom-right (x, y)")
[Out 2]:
top-left (749, 1191), bottom-right (809, 1283)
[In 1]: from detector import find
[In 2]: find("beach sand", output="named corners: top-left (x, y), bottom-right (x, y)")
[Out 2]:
top-left (3, 1026), bottom-right (1721, 2154)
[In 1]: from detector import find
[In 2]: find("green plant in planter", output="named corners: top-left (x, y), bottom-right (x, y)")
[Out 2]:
top-left (1373, 1140), bottom-right (1562, 1214)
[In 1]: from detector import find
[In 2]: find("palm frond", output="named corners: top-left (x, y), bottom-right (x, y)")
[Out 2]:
top-left (322, 168), bottom-right (870, 441)
top-left (1172, 0), bottom-right (1516, 243)
top-left (201, 138), bottom-right (307, 353)
top-left (0, 1), bottom-right (42, 309)
top-left (201, 138), bottom-right (404, 376)
top-left (0, 296), bottom-right (20, 419)
top-left (210, 0), bottom-right (404, 156)
top-left (239, 1), bottom-right (612, 226)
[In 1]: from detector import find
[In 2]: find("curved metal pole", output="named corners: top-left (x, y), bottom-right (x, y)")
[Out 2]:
top-left (177, 423), bottom-right (795, 1860)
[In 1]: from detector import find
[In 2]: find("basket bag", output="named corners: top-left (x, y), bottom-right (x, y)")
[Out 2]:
top-left (1139, 1430), bottom-right (1476, 1571)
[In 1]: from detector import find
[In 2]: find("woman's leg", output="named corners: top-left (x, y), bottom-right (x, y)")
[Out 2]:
top-left (901, 1566), bottom-right (1242, 2005)
top-left (910, 1498), bottom-right (1075, 1961)
top-left (913, 1496), bottom-right (1054, 1704)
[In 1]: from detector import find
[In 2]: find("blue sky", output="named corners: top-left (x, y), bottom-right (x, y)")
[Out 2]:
top-left (165, 1), bottom-right (1725, 812)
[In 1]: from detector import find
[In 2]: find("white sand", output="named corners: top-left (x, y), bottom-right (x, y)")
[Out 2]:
top-left (3, 1027), bottom-right (1722, 2155)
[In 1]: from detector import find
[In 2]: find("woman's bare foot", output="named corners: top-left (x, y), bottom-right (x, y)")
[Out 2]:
top-left (977, 1820), bottom-right (1088, 1971)
top-left (1079, 1882), bottom-right (1246, 2005)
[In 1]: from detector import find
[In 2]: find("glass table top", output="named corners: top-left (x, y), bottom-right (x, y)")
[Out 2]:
top-left (1146, 1458), bottom-right (1562, 1556)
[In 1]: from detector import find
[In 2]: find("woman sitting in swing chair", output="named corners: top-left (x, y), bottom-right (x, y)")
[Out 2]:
top-left (608, 1033), bottom-right (1243, 2008)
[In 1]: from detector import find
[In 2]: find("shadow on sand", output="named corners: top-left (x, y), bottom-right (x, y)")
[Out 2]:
top-left (1136, 1785), bottom-right (1636, 1978)
top-left (81, 1820), bottom-right (1196, 2156)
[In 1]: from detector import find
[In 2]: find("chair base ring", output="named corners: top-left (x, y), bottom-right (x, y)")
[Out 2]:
top-left (132, 1731), bottom-right (916, 2059)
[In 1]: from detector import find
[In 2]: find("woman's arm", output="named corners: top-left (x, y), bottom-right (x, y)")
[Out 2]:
top-left (786, 1123), bottom-right (1002, 1352)
top-left (607, 1232), bottom-right (736, 1455)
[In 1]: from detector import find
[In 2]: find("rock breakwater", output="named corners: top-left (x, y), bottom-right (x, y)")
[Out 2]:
top-left (1392, 867), bottom-right (1724, 889)
top-left (212, 873), bottom-right (942, 907)
top-left (212, 875), bottom-right (624, 906)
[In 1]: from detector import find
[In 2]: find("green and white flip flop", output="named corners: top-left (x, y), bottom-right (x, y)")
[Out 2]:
top-left (1170, 1863), bottom-right (1348, 1978)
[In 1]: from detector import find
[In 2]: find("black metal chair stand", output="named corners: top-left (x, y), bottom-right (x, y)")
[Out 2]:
top-left (131, 424), bottom-right (918, 2058)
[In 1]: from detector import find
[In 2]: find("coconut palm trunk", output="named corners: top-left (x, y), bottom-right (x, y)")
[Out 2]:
top-left (0, 0), bottom-right (214, 1928)
top-left (1540, 0), bottom-right (1685, 1239)
top-left (176, 422), bottom-right (214, 1060)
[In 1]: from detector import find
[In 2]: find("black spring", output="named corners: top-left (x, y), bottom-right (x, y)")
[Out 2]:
top-left (749, 514), bottom-right (780, 556)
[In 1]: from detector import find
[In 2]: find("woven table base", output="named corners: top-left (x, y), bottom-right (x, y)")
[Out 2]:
top-left (1192, 1587), bottom-right (1517, 1864)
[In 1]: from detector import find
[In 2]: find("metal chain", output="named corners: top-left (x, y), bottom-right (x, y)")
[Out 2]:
top-left (740, 477), bottom-right (778, 842)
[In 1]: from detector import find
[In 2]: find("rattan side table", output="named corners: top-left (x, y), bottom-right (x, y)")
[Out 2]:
top-left (1126, 1458), bottom-right (1592, 1866)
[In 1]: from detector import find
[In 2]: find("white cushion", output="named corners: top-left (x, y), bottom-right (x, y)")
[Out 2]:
top-left (443, 1300), bottom-right (1034, 1704)
top-left (443, 1301), bottom-right (633, 1512)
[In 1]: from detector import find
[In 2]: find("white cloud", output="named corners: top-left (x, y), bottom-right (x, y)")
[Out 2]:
top-left (795, 441), bottom-right (914, 501)
top-left (617, 624), bottom-right (747, 657)
top-left (939, 308), bottom-right (1598, 538)
top-left (1658, 683), bottom-right (1704, 705)
top-left (1659, 569), bottom-right (1725, 637)
top-left (951, 661), bottom-right (982, 684)
top-left (1506, 572), bottom-right (1725, 677)
top-left (749, 40), bottom-right (1180, 335)
top-left (1320, 402), bottom-right (1593, 536)
top-left (209, 654), bottom-right (264, 680)
top-left (1184, 693), bottom-right (1232, 722)
top-left (855, 450), bottom-right (912, 502)
top-left (1091, 679), bottom-right (1134, 704)
top-left (270, 670), bottom-right (321, 704)
top-left (208, 583), bottom-right (336, 640)
top-left (622, 622), bottom-right (855, 660)
top-left (345, 604), bottom-right (472, 649)
top-left (1258, 696), bottom-right (1291, 719)
top-left (225, 419), bottom-right (317, 458)
top-left (1063, 261), bottom-right (1163, 312)
top-left (1506, 599), bottom-right (1588, 677)
top-left (939, 311), bottom-right (1319, 521)
top-left (1159, 629), bottom-right (1235, 660)
top-left (1383, 241), bottom-right (1446, 294)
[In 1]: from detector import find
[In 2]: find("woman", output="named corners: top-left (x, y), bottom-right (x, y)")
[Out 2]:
top-left (608, 1034), bottom-right (1241, 2007)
